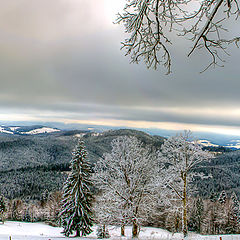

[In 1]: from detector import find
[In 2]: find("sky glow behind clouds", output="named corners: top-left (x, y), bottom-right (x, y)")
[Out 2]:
top-left (0, 0), bottom-right (240, 136)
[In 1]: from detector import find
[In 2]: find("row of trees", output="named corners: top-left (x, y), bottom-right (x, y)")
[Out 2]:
top-left (0, 191), bottom-right (61, 224)
top-left (162, 191), bottom-right (240, 235)
top-left (59, 132), bottom-right (231, 238)
top-left (1, 133), bottom-right (240, 238)
top-left (1, 187), bottom-right (240, 237)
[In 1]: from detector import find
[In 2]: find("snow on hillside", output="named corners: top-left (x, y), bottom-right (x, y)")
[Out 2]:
top-left (0, 127), bottom-right (13, 135)
top-left (225, 140), bottom-right (240, 149)
top-left (0, 126), bottom-right (60, 135)
top-left (0, 222), bottom-right (240, 240)
top-left (9, 127), bottom-right (20, 131)
top-left (197, 140), bottom-right (219, 147)
top-left (21, 127), bottom-right (60, 135)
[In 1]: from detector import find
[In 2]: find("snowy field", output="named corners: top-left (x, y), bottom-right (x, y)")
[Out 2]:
top-left (0, 222), bottom-right (240, 240)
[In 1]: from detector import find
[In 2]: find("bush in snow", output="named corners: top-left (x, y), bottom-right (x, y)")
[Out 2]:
top-left (97, 225), bottom-right (110, 239)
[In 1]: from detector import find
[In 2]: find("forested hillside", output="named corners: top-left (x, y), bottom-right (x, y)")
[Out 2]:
top-left (196, 150), bottom-right (240, 198)
top-left (0, 128), bottom-right (239, 200)
top-left (0, 129), bottom-right (164, 200)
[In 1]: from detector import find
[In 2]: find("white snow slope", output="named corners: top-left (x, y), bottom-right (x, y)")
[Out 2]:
top-left (21, 127), bottom-right (60, 135)
top-left (0, 126), bottom-right (60, 135)
top-left (0, 222), bottom-right (240, 240)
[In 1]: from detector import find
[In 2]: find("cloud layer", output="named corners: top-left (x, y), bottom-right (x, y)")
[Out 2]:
top-left (0, 0), bottom-right (240, 135)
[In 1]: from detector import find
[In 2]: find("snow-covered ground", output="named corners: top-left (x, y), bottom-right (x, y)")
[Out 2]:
top-left (0, 222), bottom-right (240, 240)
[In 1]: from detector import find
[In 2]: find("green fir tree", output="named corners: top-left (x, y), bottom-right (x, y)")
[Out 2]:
top-left (59, 140), bottom-right (94, 237)
top-left (0, 196), bottom-right (6, 223)
top-left (218, 190), bottom-right (227, 204)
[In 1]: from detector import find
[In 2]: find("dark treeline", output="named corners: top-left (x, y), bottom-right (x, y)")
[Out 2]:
top-left (0, 166), bottom-right (68, 200)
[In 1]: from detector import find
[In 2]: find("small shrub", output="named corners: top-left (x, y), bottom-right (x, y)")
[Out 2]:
top-left (97, 225), bottom-right (110, 239)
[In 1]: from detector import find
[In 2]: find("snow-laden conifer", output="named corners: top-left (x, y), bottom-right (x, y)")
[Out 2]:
top-left (231, 192), bottom-right (240, 224)
top-left (59, 140), bottom-right (94, 237)
top-left (218, 190), bottom-right (227, 204)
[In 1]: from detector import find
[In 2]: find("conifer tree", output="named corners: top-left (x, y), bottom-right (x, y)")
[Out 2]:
top-left (225, 192), bottom-right (240, 234)
top-left (196, 198), bottom-right (204, 229)
top-left (218, 190), bottom-right (227, 204)
top-left (190, 198), bottom-right (204, 233)
top-left (231, 192), bottom-right (240, 223)
top-left (0, 196), bottom-right (6, 223)
top-left (59, 140), bottom-right (94, 237)
top-left (23, 208), bottom-right (32, 222)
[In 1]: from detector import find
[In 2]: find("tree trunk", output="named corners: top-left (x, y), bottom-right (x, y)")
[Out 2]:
top-left (198, 216), bottom-right (201, 233)
top-left (132, 221), bottom-right (138, 238)
top-left (76, 229), bottom-right (80, 237)
top-left (121, 225), bottom-right (125, 236)
top-left (182, 173), bottom-right (188, 238)
top-left (103, 224), bottom-right (106, 234)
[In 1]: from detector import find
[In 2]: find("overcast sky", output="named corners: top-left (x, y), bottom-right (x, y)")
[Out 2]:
top-left (0, 0), bottom-right (240, 136)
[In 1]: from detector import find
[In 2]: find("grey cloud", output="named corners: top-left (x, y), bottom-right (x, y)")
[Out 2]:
top-left (1, 102), bottom-right (240, 130)
top-left (0, 0), bottom-right (239, 132)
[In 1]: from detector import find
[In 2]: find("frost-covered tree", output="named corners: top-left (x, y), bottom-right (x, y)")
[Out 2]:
top-left (158, 131), bottom-right (213, 237)
top-left (189, 197), bottom-right (204, 233)
top-left (59, 140), bottom-right (94, 237)
top-left (116, 0), bottom-right (240, 73)
top-left (93, 192), bottom-right (118, 229)
top-left (195, 198), bottom-right (204, 233)
top-left (40, 189), bottom-right (49, 207)
top-left (230, 192), bottom-right (240, 222)
top-left (226, 192), bottom-right (240, 233)
top-left (201, 199), bottom-right (219, 234)
top-left (47, 191), bottom-right (62, 225)
top-left (94, 136), bottom-right (158, 238)
top-left (11, 199), bottom-right (24, 221)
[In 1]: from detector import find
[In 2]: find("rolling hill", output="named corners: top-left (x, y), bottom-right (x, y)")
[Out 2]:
top-left (0, 127), bottom-right (239, 200)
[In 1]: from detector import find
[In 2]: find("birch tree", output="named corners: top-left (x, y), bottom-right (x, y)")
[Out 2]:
top-left (94, 136), bottom-right (158, 238)
top-left (116, 0), bottom-right (240, 73)
top-left (158, 131), bottom-right (213, 237)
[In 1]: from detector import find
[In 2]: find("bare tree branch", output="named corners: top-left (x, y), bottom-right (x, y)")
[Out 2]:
top-left (117, 0), bottom-right (240, 73)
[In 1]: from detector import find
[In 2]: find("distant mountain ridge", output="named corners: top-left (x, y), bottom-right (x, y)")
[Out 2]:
top-left (198, 139), bottom-right (240, 150)
top-left (1, 124), bottom-right (240, 149)
top-left (0, 125), bottom-right (60, 135)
